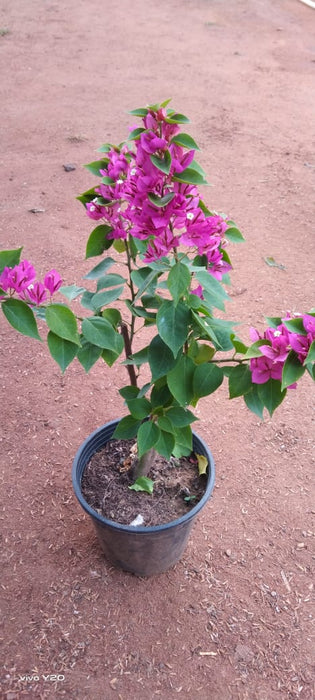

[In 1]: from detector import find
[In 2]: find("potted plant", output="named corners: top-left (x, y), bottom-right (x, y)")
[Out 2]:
top-left (1, 100), bottom-right (314, 576)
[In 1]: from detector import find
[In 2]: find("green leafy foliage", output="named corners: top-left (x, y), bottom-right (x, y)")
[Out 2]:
top-left (137, 421), bottom-right (160, 458)
top-left (167, 355), bottom-right (195, 405)
top-left (85, 225), bottom-right (114, 259)
top-left (157, 300), bottom-right (191, 357)
top-left (228, 364), bottom-right (253, 398)
top-left (47, 332), bottom-right (78, 372)
top-left (281, 350), bottom-right (306, 390)
top-left (129, 477), bottom-right (154, 494)
top-left (0, 247), bottom-right (22, 274)
top-left (45, 304), bottom-right (80, 345)
top-left (167, 262), bottom-right (191, 304)
top-left (2, 298), bottom-right (41, 340)
top-left (81, 317), bottom-right (123, 355)
top-left (258, 379), bottom-right (286, 416)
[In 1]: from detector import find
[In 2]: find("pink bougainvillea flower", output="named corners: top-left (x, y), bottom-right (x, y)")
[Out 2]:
top-left (191, 284), bottom-right (204, 299)
top-left (288, 332), bottom-right (311, 363)
top-left (44, 269), bottom-right (62, 296)
top-left (140, 131), bottom-right (167, 155)
top-left (23, 281), bottom-right (48, 305)
top-left (303, 314), bottom-right (315, 337)
top-left (144, 229), bottom-right (178, 262)
top-left (1, 260), bottom-right (36, 294)
top-left (86, 199), bottom-right (106, 221)
top-left (250, 356), bottom-right (283, 384)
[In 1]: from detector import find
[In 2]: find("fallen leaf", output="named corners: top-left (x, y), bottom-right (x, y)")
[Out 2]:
top-left (196, 453), bottom-right (208, 475)
top-left (264, 256), bottom-right (286, 270)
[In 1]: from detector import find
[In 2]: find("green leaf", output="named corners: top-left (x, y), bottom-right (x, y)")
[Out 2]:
top-left (206, 318), bottom-right (235, 351)
top-left (305, 340), bottom-right (315, 364)
top-left (128, 107), bottom-right (149, 117)
top-left (258, 379), bottom-right (286, 417)
top-left (195, 269), bottom-right (229, 308)
top-left (47, 332), bottom-right (78, 372)
top-left (102, 307), bottom-right (121, 327)
top-left (90, 286), bottom-right (124, 309)
top-left (123, 347), bottom-right (149, 367)
top-left (157, 300), bottom-right (191, 357)
top-left (45, 304), bottom-right (80, 345)
top-left (157, 415), bottom-right (175, 433)
top-left (126, 398), bottom-right (151, 420)
top-left (137, 421), bottom-right (160, 458)
top-left (131, 267), bottom-right (159, 299)
top-left (76, 187), bottom-right (98, 207)
top-left (129, 477), bottom-right (154, 495)
top-left (150, 150), bottom-right (171, 175)
top-left (281, 350), bottom-right (306, 390)
top-left (244, 340), bottom-right (267, 359)
top-left (170, 133), bottom-right (199, 150)
top-left (81, 317), bottom-right (124, 354)
top-left (147, 192), bottom-right (176, 208)
top-left (80, 291), bottom-right (95, 310)
top-left (2, 298), bottom-right (41, 340)
top-left (194, 343), bottom-right (215, 364)
top-left (193, 363), bottom-right (223, 399)
top-left (127, 127), bottom-right (146, 141)
top-left (155, 429), bottom-right (175, 460)
top-left (225, 226), bottom-right (245, 243)
top-left (166, 407), bottom-right (197, 427)
top-left (167, 355), bottom-right (195, 405)
top-left (97, 143), bottom-right (113, 153)
top-left (283, 318), bottom-right (307, 336)
top-left (101, 348), bottom-right (120, 367)
top-left (96, 273), bottom-right (125, 290)
top-left (265, 316), bottom-right (282, 329)
top-left (112, 415), bottom-right (141, 440)
top-left (173, 425), bottom-right (192, 457)
top-left (165, 112), bottom-right (190, 124)
top-left (173, 167), bottom-right (208, 185)
top-left (148, 335), bottom-right (179, 381)
top-left (77, 339), bottom-right (102, 372)
top-left (0, 247), bottom-right (23, 273)
top-left (84, 256), bottom-right (115, 280)
top-left (60, 285), bottom-right (86, 301)
top-left (231, 335), bottom-right (248, 354)
top-left (119, 385), bottom-right (139, 400)
top-left (228, 364), bottom-right (253, 398)
top-left (84, 159), bottom-right (109, 176)
top-left (85, 225), bottom-right (114, 259)
top-left (150, 381), bottom-right (172, 409)
top-left (244, 384), bottom-right (265, 419)
top-left (167, 262), bottom-right (191, 304)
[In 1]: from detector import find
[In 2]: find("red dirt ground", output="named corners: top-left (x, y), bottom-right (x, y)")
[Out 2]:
top-left (0, 0), bottom-right (314, 698)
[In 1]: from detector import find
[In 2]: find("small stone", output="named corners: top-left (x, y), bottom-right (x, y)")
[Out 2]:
top-left (63, 163), bottom-right (76, 172)
top-left (225, 549), bottom-right (232, 557)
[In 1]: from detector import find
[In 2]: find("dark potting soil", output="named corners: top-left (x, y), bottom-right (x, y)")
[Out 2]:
top-left (81, 439), bottom-right (208, 526)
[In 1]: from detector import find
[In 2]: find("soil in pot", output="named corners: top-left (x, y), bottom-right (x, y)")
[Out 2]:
top-left (81, 438), bottom-right (207, 527)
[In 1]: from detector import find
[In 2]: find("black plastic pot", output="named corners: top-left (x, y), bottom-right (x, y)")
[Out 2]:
top-left (72, 419), bottom-right (215, 576)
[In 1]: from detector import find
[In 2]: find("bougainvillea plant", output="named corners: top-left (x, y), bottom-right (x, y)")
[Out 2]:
top-left (1, 100), bottom-right (314, 490)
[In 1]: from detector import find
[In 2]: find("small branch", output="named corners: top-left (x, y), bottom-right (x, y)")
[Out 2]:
top-left (120, 323), bottom-right (137, 387)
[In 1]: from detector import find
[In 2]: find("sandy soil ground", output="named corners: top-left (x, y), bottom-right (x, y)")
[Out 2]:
top-left (0, 0), bottom-right (314, 698)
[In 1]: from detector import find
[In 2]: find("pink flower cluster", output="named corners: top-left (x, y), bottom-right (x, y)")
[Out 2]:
top-left (0, 261), bottom-right (62, 305)
top-left (250, 314), bottom-right (315, 386)
top-left (85, 107), bottom-right (231, 281)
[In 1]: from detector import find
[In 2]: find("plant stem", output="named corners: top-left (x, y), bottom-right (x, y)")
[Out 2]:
top-left (133, 448), bottom-right (157, 479)
top-left (120, 323), bottom-right (138, 387)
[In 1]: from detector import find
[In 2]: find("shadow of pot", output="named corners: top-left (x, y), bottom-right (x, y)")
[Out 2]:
top-left (72, 419), bottom-right (215, 576)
